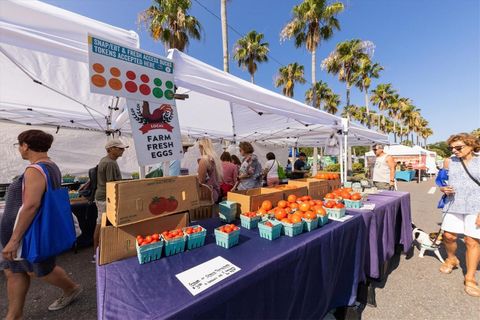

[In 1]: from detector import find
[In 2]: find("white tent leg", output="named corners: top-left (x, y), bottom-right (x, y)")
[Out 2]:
top-left (163, 162), bottom-right (170, 177)
top-left (339, 138), bottom-right (344, 184)
top-left (139, 166), bottom-right (145, 179)
top-left (312, 147), bottom-right (318, 176)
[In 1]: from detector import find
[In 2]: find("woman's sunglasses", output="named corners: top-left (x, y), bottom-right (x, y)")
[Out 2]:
top-left (450, 145), bottom-right (466, 151)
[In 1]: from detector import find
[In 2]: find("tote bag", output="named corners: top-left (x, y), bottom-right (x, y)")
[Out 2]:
top-left (21, 163), bottom-right (76, 263)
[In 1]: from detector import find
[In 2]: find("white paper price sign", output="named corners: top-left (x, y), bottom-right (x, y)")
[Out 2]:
top-left (175, 256), bottom-right (241, 296)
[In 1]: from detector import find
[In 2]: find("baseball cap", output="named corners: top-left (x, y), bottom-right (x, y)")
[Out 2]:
top-left (299, 152), bottom-right (307, 157)
top-left (105, 138), bottom-right (129, 149)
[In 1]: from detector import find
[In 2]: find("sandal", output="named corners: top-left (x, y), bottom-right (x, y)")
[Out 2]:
top-left (439, 256), bottom-right (460, 274)
top-left (464, 279), bottom-right (480, 297)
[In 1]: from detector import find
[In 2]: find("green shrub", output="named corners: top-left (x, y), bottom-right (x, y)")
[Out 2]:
top-left (325, 164), bottom-right (340, 172)
top-left (352, 162), bottom-right (364, 173)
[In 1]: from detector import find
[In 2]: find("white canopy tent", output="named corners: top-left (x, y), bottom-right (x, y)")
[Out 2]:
top-left (412, 145), bottom-right (438, 174)
top-left (0, 0), bottom-right (388, 183)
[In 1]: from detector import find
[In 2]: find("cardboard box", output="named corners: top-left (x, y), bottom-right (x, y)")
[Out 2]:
top-left (99, 211), bottom-right (188, 265)
top-left (106, 175), bottom-right (199, 226)
top-left (287, 179), bottom-right (329, 199)
top-left (278, 186), bottom-right (308, 200)
top-left (328, 179), bottom-right (342, 192)
top-left (227, 188), bottom-right (283, 214)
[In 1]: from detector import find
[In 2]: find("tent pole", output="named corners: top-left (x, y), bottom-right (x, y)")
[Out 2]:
top-left (339, 137), bottom-right (344, 184)
top-left (229, 102), bottom-right (236, 144)
top-left (139, 166), bottom-right (146, 179)
top-left (312, 147), bottom-right (318, 176)
top-left (163, 161), bottom-right (170, 177)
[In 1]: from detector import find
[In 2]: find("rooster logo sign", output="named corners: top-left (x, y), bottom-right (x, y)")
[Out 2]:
top-left (131, 101), bottom-right (175, 134)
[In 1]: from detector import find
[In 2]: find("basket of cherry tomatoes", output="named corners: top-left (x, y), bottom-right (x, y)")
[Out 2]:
top-left (183, 225), bottom-right (207, 250)
top-left (258, 220), bottom-right (283, 240)
top-left (135, 233), bottom-right (163, 264)
top-left (214, 224), bottom-right (240, 249)
top-left (161, 229), bottom-right (186, 256)
top-left (240, 212), bottom-right (261, 229)
top-left (323, 200), bottom-right (346, 219)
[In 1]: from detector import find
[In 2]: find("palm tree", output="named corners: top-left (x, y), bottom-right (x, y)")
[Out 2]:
top-left (419, 126), bottom-right (433, 147)
top-left (342, 105), bottom-right (369, 126)
top-left (354, 58), bottom-right (383, 120)
top-left (221, 0), bottom-right (229, 72)
top-left (305, 81), bottom-right (332, 109)
top-left (324, 91), bottom-right (340, 114)
top-left (321, 39), bottom-right (374, 113)
top-left (370, 83), bottom-right (396, 132)
top-left (401, 105), bottom-right (422, 143)
top-left (139, 0), bottom-right (201, 52)
top-left (233, 30), bottom-right (269, 83)
top-left (281, 0), bottom-right (344, 88)
top-left (274, 62), bottom-right (306, 98)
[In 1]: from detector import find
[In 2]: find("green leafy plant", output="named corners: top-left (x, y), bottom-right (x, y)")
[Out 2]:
top-left (131, 172), bottom-right (140, 179)
top-left (325, 163), bottom-right (340, 172)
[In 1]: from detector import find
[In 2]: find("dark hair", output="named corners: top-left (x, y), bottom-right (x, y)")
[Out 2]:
top-left (266, 152), bottom-right (275, 160)
top-left (239, 141), bottom-right (254, 154)
top-left (18, 130), bottom-right (54, 152)
top-left (231, 154), bottom-right (241, 166)
top-left (220, 151), bottom-right (232, 162)
top-left (299, 152), bottom-right (306, 157)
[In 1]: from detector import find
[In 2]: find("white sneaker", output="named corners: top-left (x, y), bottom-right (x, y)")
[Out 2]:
top-left (91, 254), bottom-right (96, 264)
top-left (48, 285), bottom-right (83, 311)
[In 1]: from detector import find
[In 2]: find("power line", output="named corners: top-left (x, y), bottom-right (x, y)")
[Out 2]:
top-left (192, 0), bottom-right (287, 68)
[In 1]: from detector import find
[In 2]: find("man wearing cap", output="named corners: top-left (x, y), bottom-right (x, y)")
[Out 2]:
top-left (372, 144), bottom-right (395, 190)
top-left (93, 138), bottom-right (128, 260)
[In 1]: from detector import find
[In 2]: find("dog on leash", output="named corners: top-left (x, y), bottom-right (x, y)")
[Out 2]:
top-left (412, 223), bottom-right (444, 263)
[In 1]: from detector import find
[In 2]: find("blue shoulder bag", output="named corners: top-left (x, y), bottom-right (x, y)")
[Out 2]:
top-left (435, 169), bottom-right (448, 209)
top-left (21, 163), bottom-right (76, 263)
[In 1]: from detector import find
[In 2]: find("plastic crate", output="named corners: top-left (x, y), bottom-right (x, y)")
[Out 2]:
top-left (214, 227), bottom-right (240, 249)
top-left (183, 226), bottom-right (207, 250)
top-left (219, 201), bottom-right (237, 223)
top-left (302, 217), bottom-right (319, 232)
top-left (240, 214), bottom-right (261, 229)
top-left (162, 236), bottom-right (186, 256)
top-left (343, 199), bottom-right (362, 209)
top-left (326, 207), bottom-right (346, 219)
top-left (136, 240), bottom-right (164, 264)
top-left (258, 220), bottom-right (282, 240)
top-left (281, 221), bottom-right (304, 237)
top-left (189, 206), bottom-right (213, 221)
top-left (317, 214), bottom-right (329, 226)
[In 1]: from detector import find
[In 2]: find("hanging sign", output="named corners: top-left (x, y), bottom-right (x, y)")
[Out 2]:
top-left (127, 99), bottom-right (183, 166)
top-left (88, 34), bottom-right (175, 103)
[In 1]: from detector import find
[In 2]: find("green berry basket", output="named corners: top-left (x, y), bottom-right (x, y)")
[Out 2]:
top-left (135, 240), bottom-right (164, 264)
top-left (258, 220), bottom-right (282, 240)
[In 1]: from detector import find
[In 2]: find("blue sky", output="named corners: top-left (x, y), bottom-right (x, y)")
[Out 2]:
top-left (44, 0), bottom-right (479, 143)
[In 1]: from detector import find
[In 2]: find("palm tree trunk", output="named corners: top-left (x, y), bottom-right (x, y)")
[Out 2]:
top-left (393, 121), bottom-right (397, 143)
top-left (365, 91), bottom-right (370, 128)
top-left (251, 74), bottom-right (254, 83)
top-left (221, 0), bottom-right (229, 73)
top-left (346, 84), bottom-right (351, 120)
top-left (416, 135), bottom-right (419, 146)
top-left (311, 50), bottom-right (316, 108)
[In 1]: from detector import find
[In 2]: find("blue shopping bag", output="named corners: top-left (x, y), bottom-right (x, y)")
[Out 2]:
top-left (21, 164), bottom-right (76, 263)
top-left (435, 169), bottom-right (449, 209)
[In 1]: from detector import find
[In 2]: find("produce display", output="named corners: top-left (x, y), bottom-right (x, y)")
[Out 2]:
top-left (314, 172), bottom-right (340, 180)
top-left (215, 224), bottom-right (241, 248)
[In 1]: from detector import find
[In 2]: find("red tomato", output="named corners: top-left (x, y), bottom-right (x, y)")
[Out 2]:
top-left (223, 226), bottom-right (232, 233)
top-left (148, 197), bottom-right (166, 215)
top-left (275, 209), bottom-right (287, 221)
top-left (340, 191), bottom-right (351, 200)
top-left (151, 233), bottom-right (160, 241)
top-left (325, 201), bottom-right (335, 208)
top-left (325, 193), bottom-right (335, 199)
top-left (165, 197), bottom-right (178, 212)
top-left (334, 203), bottom-right (345, 209)
top-left (351, 193), bottom-right (362, 201)
top-left (264, 221), bottom-right (273, 227)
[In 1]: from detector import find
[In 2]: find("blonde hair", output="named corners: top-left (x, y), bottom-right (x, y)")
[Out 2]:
top-left (198, 138), bottom-right (223, 181)
top-left (447, 133), bottom-right (480, 153)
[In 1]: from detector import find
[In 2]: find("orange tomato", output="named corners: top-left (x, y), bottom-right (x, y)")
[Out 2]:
top-left (340, 191), bottom-right (351, 200)
top-left (334, 203), bottom-right (345, 209)
top-left (284, 207), bottom-right (293, 214)
top-left (289, 202), bottom-right (299, 210)
top-left (275, 209), bottom-right (287, 221)
top-left (277, 200), bottom-right (288, 208)
top-left (325, 193), bottom-right (335, 199)
top-left (257, 208), bottom-right (267, 215)
top-left (299, 202), bottom-right (310, 212)
top-left (317, 173), bottom-right (327, 180)
top-left (315, 207), bottom-right (327, 216)
top-left (261, 200), bottom-right (273, 211)
top-left (281, 218), bottom-right (291, 224)
top-left (325, 201), bottom-right (335, 208)
top-left (287, 194), bottom-right (297, 203)
top-left (308, 200), bottom-right (316, 207)
top-left (291, 214), bottom-right (302, 224)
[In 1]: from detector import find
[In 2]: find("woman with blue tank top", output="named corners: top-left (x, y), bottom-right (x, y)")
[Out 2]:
top-left (438, 133), bottom-right (480, 297)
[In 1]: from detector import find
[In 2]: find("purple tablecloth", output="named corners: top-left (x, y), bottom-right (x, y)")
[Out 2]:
top-left (96, 216), bottom-right (367, 319)
top-left (347, 191), bottom-right (413, 279)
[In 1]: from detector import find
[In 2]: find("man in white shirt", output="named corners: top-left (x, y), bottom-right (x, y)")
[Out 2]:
top-left (372, 144), bottom-right (395, 190)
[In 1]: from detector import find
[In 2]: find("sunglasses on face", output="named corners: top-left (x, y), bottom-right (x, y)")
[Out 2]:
top-left (450, 145), bottom-right (466, 152)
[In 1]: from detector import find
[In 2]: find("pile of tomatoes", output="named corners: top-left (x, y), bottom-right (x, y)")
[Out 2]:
top-left (325, 188), bottom-right (362, 201)
top-left (184, 226), bottom-right (204, 235)
top-left (253, 195), bottom-right (327, 225)
top-left (161, 229), bottom-right (184, 240)
top-left (241, 212), bottom-right (259, 218)
top-left (136, 233), bottom-right (161, 246)
top-left (314, 172), bottom-right (340, 180)
top-left (217, 224), bottom-right (240, 234)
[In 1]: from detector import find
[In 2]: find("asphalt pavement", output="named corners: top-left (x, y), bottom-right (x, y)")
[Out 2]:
top-left (1, 179), bottom-right (479, 319)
